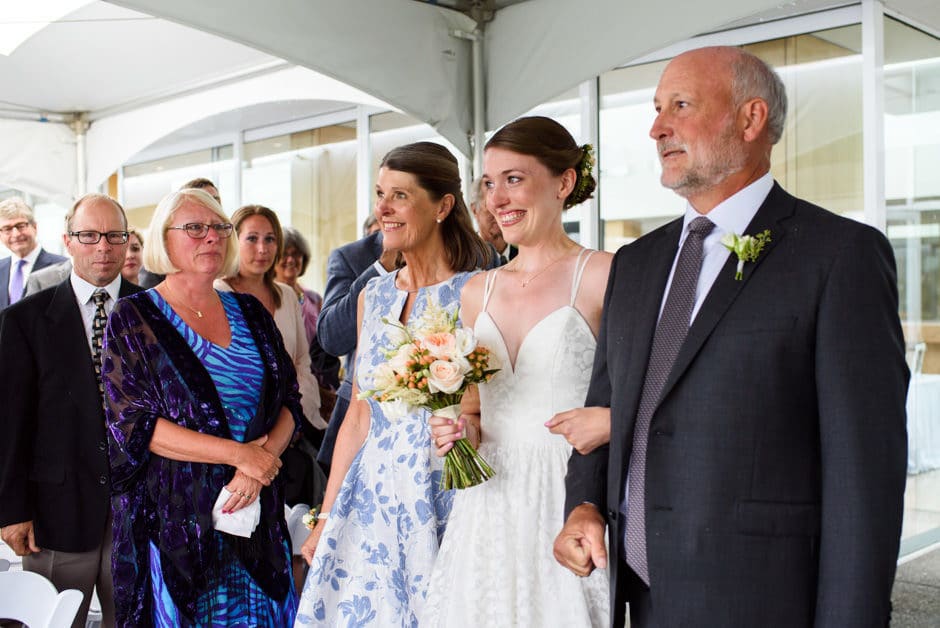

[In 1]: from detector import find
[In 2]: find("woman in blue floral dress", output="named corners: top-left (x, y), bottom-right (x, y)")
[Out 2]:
top-left (295, 142), bottom-right (491, 626)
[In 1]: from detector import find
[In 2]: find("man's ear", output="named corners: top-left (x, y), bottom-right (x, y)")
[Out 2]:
top-left (740, 98), bottom-right (769, 142)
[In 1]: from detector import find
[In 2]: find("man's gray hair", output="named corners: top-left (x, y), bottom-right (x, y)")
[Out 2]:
top-left (468, 177), bottom-right (485, 208)
top-left (731, 49), bottom-right (788, 145)
top-left (0, 197), bottom-right (35, 223)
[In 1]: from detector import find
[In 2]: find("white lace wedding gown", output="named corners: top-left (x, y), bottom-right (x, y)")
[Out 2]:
top-left (423, 250), bottom-right (609, 627)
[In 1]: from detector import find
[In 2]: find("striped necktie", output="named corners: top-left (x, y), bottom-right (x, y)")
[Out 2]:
top-left (91, 289), bottom-right (109, 398)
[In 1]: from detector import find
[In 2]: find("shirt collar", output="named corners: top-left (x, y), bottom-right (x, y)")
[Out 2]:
top-left (16, 244), bottom-right (42, 264)
top-left (70, 271), bottom-right (122, 305)
top-left (681, 172), bottom-right (774, 238)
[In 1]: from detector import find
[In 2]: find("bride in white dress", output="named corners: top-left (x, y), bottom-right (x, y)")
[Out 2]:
top-left (423, 116), bottom-right (613, 627)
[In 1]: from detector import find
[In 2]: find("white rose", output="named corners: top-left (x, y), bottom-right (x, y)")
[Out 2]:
top-left (427, 359), bottom-right (465, 394)
top-left (371, 362), bottom-right (396, 390)
top-left (454, 328), bottom-right (477, 356)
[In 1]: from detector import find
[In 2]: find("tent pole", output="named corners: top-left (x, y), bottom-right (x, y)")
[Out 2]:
top-left (471, 28), bottom-right (485, 180)
top-left (70, 113), bottom-right (89, 196)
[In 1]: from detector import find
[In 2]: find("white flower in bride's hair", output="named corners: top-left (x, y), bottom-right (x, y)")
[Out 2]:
top-left (427, 359), bottom-right (465, 394)
top-left (454, 327), bottom-right (476, 356)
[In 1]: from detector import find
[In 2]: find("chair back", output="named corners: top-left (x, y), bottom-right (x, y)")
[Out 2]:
top-left (0, 570), bottom-right (83, 627)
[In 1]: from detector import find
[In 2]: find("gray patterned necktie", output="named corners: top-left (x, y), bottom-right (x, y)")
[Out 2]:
top-left (91, 289), bottom-right (109, 398)
top-left (624, 216), bottom-right (714, 585)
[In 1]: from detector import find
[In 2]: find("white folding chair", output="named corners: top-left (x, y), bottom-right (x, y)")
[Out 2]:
top-left (285, 503), bottom-right (312, 556)
top-left (0, 570), bottom-right (83, 628)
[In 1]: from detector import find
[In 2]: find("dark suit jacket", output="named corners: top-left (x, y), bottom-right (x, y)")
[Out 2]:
top-left (0, 277), bottom-right (142, 552)
top-left (566, 184), bottom-right (908, 627)
top-left (316, 231), bottom-right (384, 466)
top-left (0, 248), bottom-right (67, 309)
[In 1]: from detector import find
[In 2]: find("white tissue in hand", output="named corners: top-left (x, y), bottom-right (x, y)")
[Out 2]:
top-left (212, 487), bottom-right (261, 538)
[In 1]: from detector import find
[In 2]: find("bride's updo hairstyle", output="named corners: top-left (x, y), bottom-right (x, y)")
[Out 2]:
top-left (485, 116), bottom-right (596, 209)
top-left (380, 141), bottom-right (491, 272)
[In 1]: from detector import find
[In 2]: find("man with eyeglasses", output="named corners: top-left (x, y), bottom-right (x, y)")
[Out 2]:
top-left (0, 193), bottom-right (143, 628)
top-left (0, 197), bottom-right (67, 310)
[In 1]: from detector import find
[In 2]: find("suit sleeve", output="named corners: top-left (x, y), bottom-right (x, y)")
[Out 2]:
top-left (813, 226), bottom-right (908, 627)
top-left (564, 252), bottom-right (617, 518)
top-left (316, 246), bottom-right (379, 358)
top-left (0, 308), bottom-right (38, 526)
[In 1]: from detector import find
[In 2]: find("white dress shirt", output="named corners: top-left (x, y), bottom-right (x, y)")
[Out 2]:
top-left (70, 272), bottom-right (122, 353)
top-left (659, 172), bottom-right (774, 323)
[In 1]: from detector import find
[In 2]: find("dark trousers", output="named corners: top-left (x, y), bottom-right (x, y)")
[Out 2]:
top-left (316, 393), bottom-right (350, 472)
top-left (616, 558), bottom-right (653, 628)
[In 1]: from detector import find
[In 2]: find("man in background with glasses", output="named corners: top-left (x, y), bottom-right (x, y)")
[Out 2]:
top-left (0, 193), bottom-right (143, 627)
top-left (0, 197), bottom-right (67, 310)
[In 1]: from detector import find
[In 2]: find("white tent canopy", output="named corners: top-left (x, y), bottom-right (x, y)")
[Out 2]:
top-left (2, 0), bottom-right (940, 202)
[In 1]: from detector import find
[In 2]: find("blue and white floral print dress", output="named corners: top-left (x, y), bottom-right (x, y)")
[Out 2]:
top-left (295, 270), bottom-right (472, 627)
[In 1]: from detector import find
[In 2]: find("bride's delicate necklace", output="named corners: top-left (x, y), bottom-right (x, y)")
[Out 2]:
top-left (513, 253), bottom-right (570, 288)
top-left (165, 281), bottom-right (212, 319)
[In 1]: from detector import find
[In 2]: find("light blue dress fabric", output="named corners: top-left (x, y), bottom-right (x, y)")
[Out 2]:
top-left (295, 270), bottom-right (472, 627)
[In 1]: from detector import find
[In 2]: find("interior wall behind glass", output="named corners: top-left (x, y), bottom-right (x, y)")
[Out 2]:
top-left (883, 18), bottom-right (940, 372)
top-left (242, 124), bottom-right (357, 292)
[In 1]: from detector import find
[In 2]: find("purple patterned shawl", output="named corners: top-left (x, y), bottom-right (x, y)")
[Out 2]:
top-left (103, 291), bottom-right (302, 626)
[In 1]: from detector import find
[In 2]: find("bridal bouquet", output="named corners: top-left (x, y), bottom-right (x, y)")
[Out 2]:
top-left (359, 297), bottom-right (499, 489)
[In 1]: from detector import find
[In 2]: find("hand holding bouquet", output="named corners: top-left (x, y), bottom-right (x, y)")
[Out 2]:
top-left (359, 297), bottom-right (499, 489)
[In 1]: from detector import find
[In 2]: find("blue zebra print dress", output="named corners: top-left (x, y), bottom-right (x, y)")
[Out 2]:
top-left (147, 290), bottom-right (297, 626)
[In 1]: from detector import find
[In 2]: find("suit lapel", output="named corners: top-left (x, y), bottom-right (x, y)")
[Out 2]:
top-left (611, 218), bottom-right (684, 478)
top-left (46, 280), bottom-right (101, 419)
top-left (657, 184), bottom-right (796, 405)
top-left (0, 258), bottom-right (10, 308)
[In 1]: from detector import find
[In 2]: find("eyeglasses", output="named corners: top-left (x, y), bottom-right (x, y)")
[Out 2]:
top-left (167, 222), bottom-right (234, 239)
top-left (68, 230), bottom-right (129, 245)
top-left (0, 221), bottom-right (32, 235)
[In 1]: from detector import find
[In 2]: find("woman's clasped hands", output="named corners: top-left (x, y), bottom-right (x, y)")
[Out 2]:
top-left (224, 434), bottom-right (282, 513)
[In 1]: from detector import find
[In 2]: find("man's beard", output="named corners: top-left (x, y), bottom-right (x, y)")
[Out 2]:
top-left (660, 124), bottom-right (747, 199)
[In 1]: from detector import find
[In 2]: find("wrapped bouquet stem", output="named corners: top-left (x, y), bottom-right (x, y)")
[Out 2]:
top-left (431, 403), bottom-right (495, 491)
top-left (359, 296), bottom-right (499, 489)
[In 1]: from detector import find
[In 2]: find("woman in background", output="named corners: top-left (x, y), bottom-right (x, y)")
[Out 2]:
top-left (216, 206), bottom-right (322, 431)
top-left (275, 227), bottom-right (341, 394)
top-left (121, 228), bottom-right (144, 285)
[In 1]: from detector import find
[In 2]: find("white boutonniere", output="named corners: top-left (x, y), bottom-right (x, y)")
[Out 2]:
top-left (721, 230), bottom-right (771, 280)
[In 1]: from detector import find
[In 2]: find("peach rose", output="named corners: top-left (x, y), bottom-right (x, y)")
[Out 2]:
top-left (427, 359), bottom-right (464, 394)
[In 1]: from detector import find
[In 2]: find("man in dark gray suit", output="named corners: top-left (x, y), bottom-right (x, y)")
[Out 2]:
top-left (0, 193), bottom-right (143, 627)
top-left (555, 46), bottom-right (908, 627)
top-left (0, 197), bottom-right (67, 309)
top-left (316, 230), bottom-right (393, 469)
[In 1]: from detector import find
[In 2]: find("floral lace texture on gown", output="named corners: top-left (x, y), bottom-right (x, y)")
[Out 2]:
top-left (295, 271), bottom-right (472, 627)
top-left (423, 250), bottom-right (609, 627)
